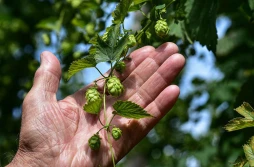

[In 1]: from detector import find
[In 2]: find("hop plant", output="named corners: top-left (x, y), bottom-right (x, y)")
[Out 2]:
top-left (85, 87), bottom-right (101, 103)
top-left (127, 34), bottom-right (137, 47)
top-left (106, 76), bottom-right (124, 97)
top-left (115, 61), bottom-right (126, 73)
top-left (111, 127), bottom-right (122, 140)
top-left (154, 19), bottom-right (169, 38)
top-left (88, 134), bottom-right (101, 150)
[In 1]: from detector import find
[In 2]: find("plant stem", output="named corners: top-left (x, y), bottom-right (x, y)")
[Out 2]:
top-left (95, 66), bottom-right (106, 78)
top-left (108, 114), bottom-right (116, 126)
top-left (98, 116), bottom-right (104, 126)
top-left (103, 83), bottom-right (107, 125)
top-left (107, 130), bottom-right (116, 167)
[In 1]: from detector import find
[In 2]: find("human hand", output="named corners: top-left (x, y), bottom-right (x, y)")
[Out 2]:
top-left (7, 42), bottom-right (185, 167)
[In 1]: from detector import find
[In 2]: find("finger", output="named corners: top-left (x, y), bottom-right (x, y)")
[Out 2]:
top-left (114, 85), bottom-right (180, 161)
top-left (124, 53), bottom-right (185, 105)
top-left (141, 85), bottom-right (180, 128)
top-left (23, 51), bottom-right (61, 108)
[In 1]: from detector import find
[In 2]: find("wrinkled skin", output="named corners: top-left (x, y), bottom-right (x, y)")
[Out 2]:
top-left (7, 43), bottom-right (185, 167)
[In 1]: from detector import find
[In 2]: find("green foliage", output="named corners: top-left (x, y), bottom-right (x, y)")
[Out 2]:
top-left (113, 101), bottom-right (152, 119)
top-left (243, 137), bottom-right (254, 167)
top-left (67, 55), bottom-right (96, 80)
top-left (185, 0), bottom-right (218, 52)
top-left (226, 103), bottom-right (254, 166)
top-left (225, 102), bottom-right (254, 131)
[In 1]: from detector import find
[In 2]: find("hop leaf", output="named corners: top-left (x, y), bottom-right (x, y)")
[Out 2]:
top-left (88, 134), bottom-right (101, 150)
top-left (111, 127), bottom-right (122, 140)
top-left (113, 100), bottom-right (153, 119)
top-left (115, 61), bottom-right (126, 73)
top-left (154, 19), bottom-right (169, 38)
top-left (225, 102), bottom-right (254, 131)
top-left (106, 76), bottom-right (124, 97)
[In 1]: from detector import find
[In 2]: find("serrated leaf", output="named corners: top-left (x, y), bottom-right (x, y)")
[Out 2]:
top-left (107, 24), bottom-right (121, 47)
top-left (232, 156), bottom-right (248, 167)
top-left (36, 17), bottom-right (61, 32)
top-left (235, 102), bottom-right (254, 120)
top-left (67, 55), bottom-right (96, 80)
top-left (185, 0), bottom-right (218, 53)
top-left (113, 34), bottom-right (129, 60)
top-left (112, 0), bottom-right (133, 24)
top-left (225, 117), bottom-right (254, 131)
top-left (94, 33), bottom-right (129, 63)
top-left (244, 137), bottom-right (254, 166)
top-left (94, 36), bottom-right (113, 63)
top-left (112, 100), bottom-right (153, 119)
top-left (83, 99), bottom-right (102, 114)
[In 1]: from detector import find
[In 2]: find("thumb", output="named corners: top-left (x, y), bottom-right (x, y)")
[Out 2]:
top-left (27, 51), bottom-right (61, 102)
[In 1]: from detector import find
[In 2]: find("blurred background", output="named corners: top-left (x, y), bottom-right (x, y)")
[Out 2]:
top-left (0, 0), bottom-right (254, 166)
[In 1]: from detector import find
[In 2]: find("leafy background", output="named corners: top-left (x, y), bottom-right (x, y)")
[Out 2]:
top-left (0, 0), bottom-right (254, 166)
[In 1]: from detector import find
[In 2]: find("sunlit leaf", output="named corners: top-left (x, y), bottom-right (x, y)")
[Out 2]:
top-left (244, 137), bottom-right (254, 166)
top-left (113, 100), bottom-right (153, 119)
top-left (225, 117), bottom-right (254, 131)
top-left (235, 102), bottom-right (254, 120)
top-left (67, 55), bottom-right (96, 80)
top-left (83, 99), bottom-right (102, 114)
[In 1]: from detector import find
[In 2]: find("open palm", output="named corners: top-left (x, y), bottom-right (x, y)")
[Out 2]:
top-left (9, 43), bottom-right (185, 167)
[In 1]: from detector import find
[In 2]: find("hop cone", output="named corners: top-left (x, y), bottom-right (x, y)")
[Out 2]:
top-left (85, 87), bottom-right (101, 103)
top-left (127, 34), bottom-right (137, 47)
top-left (88, 134), bottom-right (101, 150)
top-left (115, 61), bottom-right (126, 73)
top-left (106, 76), bottom-right (124, 97)
top-left (112, 127), bottom-right (122, 140)
top-left (154, 20), bottom-right (169, 38)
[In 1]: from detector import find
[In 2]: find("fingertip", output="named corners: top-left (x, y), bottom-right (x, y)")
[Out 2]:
top-left (39, 51), bottom-right (61, 79)
top-left (156, 42), bottom-right (179, 53)
top-left (167, 85), bottom-right (180, 97)
top-left (170, 53), bottom-right (186, 70)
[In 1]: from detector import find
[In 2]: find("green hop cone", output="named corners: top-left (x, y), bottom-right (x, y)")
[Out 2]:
top-left (106, 76), bottom-right (124, 97)
top-left (85, 87), bottom-right (101, 103)
top-left (154, 19), bottom-right (169, 38)
top-left (111, 127), bottom-right (122, 140)
top-left (115, 61), bottom-right (126, 73)
top-left (88, 134), bottom-right (101, 150)
top-left (127, 34), bottom-right (137, 47)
